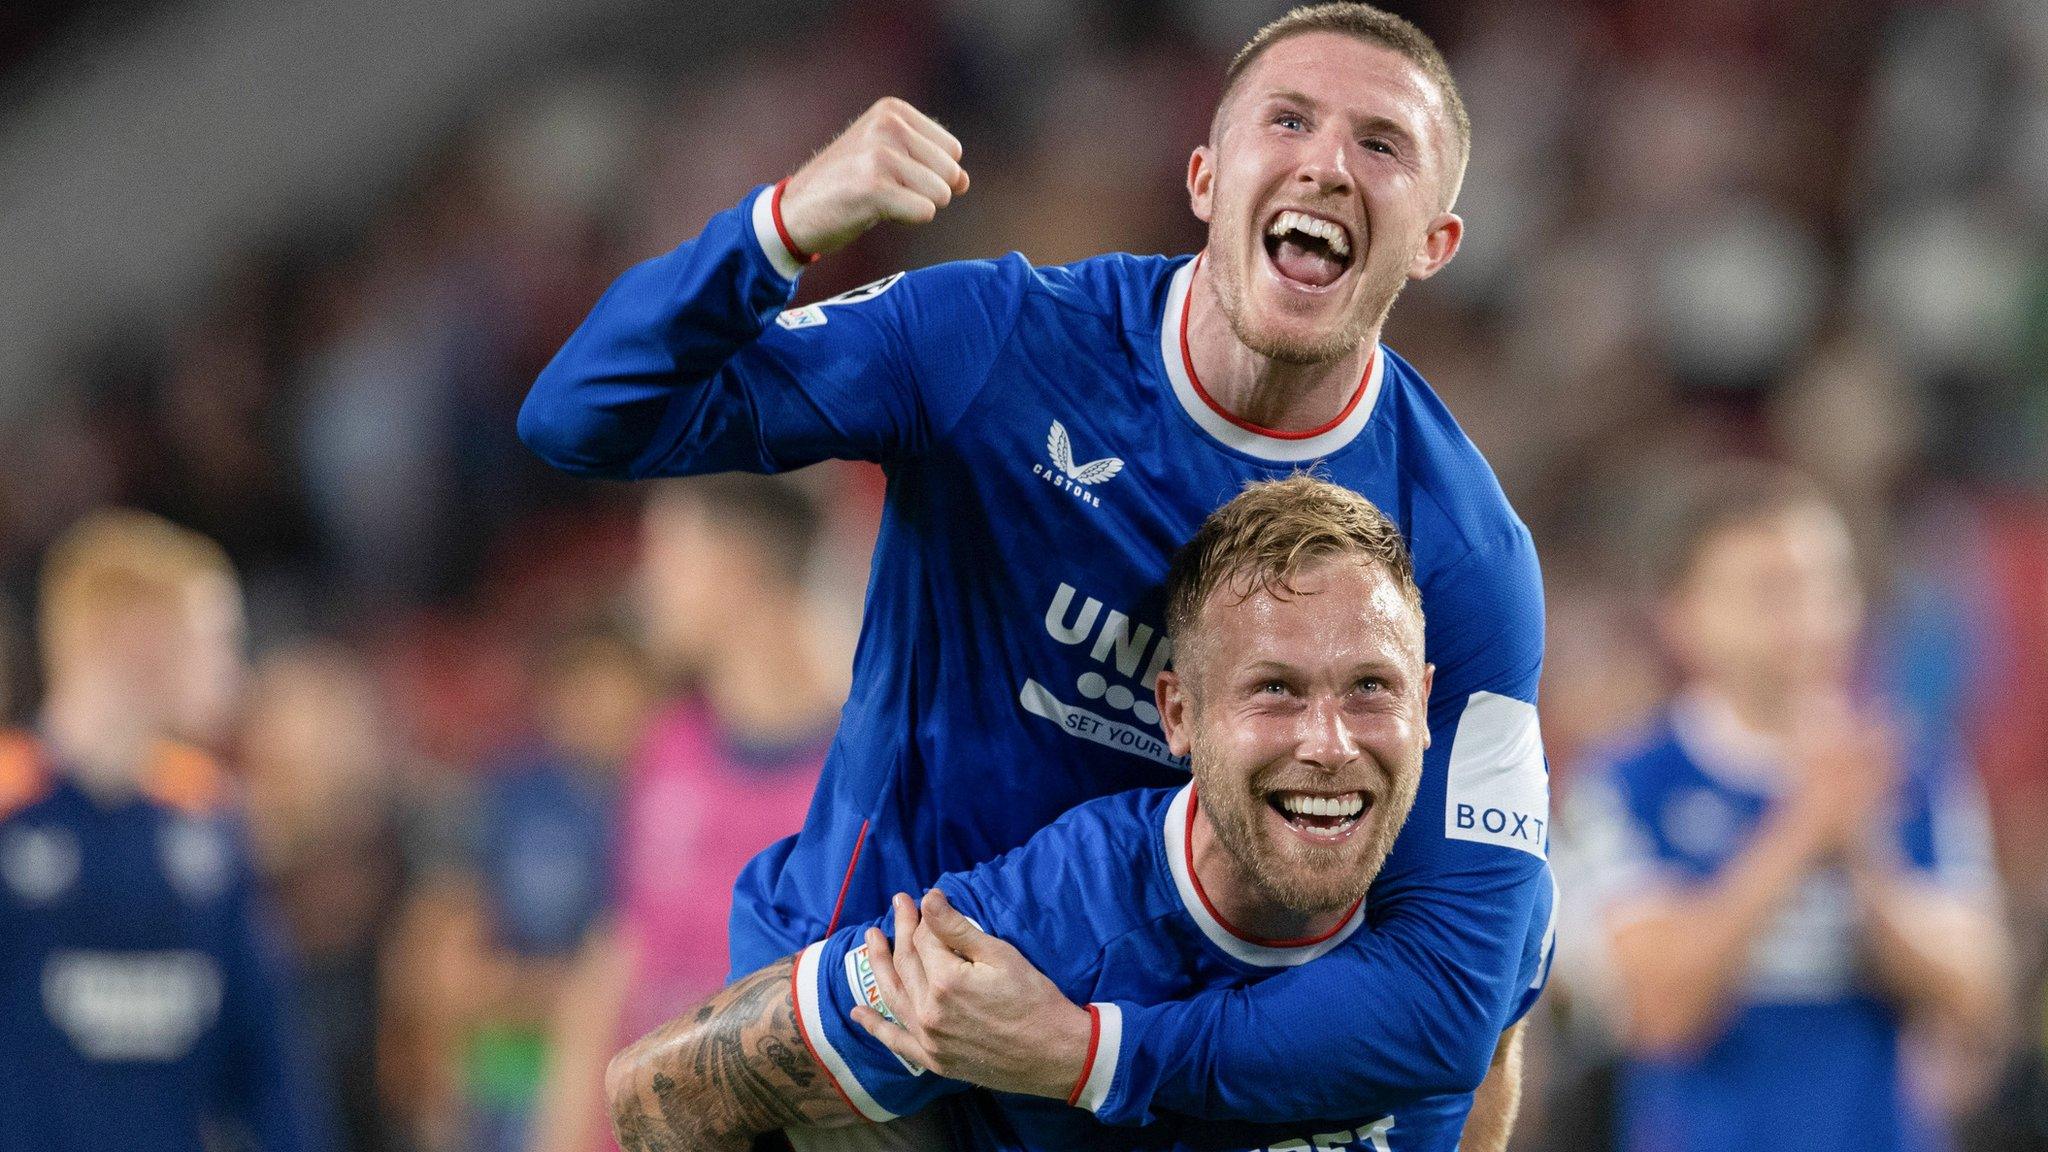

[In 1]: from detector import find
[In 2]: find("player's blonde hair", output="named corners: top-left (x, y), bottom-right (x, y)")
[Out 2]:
top-left (1217, 3), bottom-right (1472, 208)
top-left (39, 509), bottom-right (238, 675)
top-left (1164, 475), bottom-right (1422, 668)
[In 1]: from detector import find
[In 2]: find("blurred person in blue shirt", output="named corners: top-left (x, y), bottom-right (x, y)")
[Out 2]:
top-left (450, 628), bottom-right (653, 1152)
top-left (1563, 463), bottom-right (2012, 1152)
top-left (0, 509), bottom-right (332, 1152)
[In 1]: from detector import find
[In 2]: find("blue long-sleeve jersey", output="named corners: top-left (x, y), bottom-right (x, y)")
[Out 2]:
top-left (0, 731), bottom-right (331, 1152)
top-left (521, 185), bottom-right (1553, 1120)
top-left (794, 784), bottom-right (1554, 1150)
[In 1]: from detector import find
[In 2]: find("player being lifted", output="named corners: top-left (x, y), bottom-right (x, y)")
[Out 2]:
top-left (521, 1), bottom-right (1551, 1135)
top-left (607, 479), bottom-right (1542, 1151)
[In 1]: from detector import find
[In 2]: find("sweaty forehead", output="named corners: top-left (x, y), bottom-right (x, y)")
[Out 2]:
top-left (1221, 31), bottom-right (1451, 146)
top-left (1202, 557), bottom-right (1425, 667)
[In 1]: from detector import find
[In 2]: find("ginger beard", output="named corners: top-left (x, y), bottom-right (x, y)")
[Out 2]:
top-left (1172, 558), bottom-right (1431, 919)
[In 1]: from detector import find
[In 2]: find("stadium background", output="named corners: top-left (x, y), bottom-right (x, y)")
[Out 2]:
top-left (3, 0), bottom-right (2047, 1148)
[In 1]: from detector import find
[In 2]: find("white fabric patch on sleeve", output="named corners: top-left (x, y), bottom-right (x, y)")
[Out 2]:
top-left (1443, 691), bottom-right (1550, 859)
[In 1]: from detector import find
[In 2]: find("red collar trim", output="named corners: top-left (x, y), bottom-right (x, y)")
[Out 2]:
top-left (1177, 253), bottom-right (1377, 442)
top-left (1183, 786), bottom-right (1364, 950)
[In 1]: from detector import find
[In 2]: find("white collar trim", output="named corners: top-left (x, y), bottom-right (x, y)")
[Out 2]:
top-left (1163, 784), bottom-right (1367, 968)
top-left (1157, 258), bottom-right (1386, 463)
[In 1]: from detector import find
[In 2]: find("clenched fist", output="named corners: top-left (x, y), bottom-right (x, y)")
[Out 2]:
top-left (778, 97), bottom-right (970, 259)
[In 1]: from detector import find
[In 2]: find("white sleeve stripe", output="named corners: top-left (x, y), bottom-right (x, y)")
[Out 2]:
top-left (1073, 1002), bottom-right (1122, 1114)
top-left (751, 185), bottom-right (805, 281)
top-left (792, 942), bottom-right (896, 1122)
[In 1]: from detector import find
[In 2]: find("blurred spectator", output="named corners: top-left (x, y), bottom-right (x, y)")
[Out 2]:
top-left (0, 509), bottom-right (333, 1151)
top-left (386, 626), bottom-right (652, 1152)
top-left (242, 642), bottom-right (410, 1152)
top-left (527, 475), bottom-right (838, 1152)
top-left (1558, 464), bottom-right (2013, 1152)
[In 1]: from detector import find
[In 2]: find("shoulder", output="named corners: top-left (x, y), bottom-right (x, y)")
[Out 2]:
top-left (0, 729), bottom-right (50, 823)
top-left (1028, 252), bottom-right (1183, 321)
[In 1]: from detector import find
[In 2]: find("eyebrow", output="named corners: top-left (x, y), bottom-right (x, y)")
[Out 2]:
top-left (1260, 89), bottom-right (1423, 151)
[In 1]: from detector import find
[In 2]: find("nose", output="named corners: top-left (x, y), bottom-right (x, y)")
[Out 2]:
top-left (1296, 125), bottom-right (1354, 198)
top-left (1296, 696), bottom-right (1361, 773)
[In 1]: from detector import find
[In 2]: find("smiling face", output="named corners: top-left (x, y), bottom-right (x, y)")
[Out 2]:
top-left (1190, 31), bottom-right (1465, 364)
top-left (1158, 553), bottom-right (1433, 917)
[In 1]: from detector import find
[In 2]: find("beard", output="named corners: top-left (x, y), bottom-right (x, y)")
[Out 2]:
top-left (1193, 745), bottom-right (1423, 919)
top-left (1205, 230), bottom-right (1407, 366)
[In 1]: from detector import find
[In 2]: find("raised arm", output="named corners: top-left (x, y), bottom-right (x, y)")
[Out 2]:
top-left (604, 956), bottom-right (859, 1152)
top-left (518, 99), bottom-right (1003, 480)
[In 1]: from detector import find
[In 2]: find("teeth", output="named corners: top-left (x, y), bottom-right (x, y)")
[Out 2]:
top-left (1266, 210), bottom-right (1351, 258)
top-left (1277, 793), bottom-right (1365, 819)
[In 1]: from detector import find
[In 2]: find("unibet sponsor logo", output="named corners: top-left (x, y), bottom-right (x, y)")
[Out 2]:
top-left (43, 950), bottom-right (223, 1061)
top-left (1031, 421), bottom-right (1123, 508)
top-left (1020, 582), bottom-right (1186, 770)
top-left (844, 944), bottom-right (925, 1077)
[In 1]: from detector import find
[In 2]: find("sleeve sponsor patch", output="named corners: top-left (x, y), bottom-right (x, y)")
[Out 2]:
top-left (844, 944), bottom-right (925, 1076)
top-left (1444, 691), bottom-right (1549, 859)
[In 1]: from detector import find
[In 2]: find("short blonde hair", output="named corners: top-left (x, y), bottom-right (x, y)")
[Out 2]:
top-left (1164, 475), bottom-right (1421, 664)
top-left (39, 509), bottom-right (237, 673)
top-left (1218, 3), bottom-right (1471, 207)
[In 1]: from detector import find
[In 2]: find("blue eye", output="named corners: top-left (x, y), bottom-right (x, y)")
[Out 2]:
top-left (1276, 113), bottom-right (1306, 131)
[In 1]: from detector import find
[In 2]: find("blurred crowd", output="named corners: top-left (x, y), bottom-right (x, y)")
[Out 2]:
top-left (3, 0), bottom-right (2047, 1149)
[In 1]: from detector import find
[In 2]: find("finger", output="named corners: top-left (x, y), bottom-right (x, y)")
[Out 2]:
top-left (863, 926), bottom-right (917, 1026)
top-left (894, 101), bottom-right (964, 163)
top-left (882, 149), bottom-right (957, 210)
top-left (888, 893), bottom-right (930, 998)
top-left (870, 180), bottom-right (942, 225)
top-left (910, 906), bottom-right (967, 976)
top-left (901, 130), bottom-right (969, 196)
top-left (920, 889), bottom-right (989, 959)
top-left (851, 1006), bottom-right (936, 1071)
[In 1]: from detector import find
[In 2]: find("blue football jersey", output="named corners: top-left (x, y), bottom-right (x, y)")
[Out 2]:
top-left (1565, 695), bottom-right (1995, 1152)
top-left (0, 732), bottom-right (331, 1152)
top-left (792, 784), bottom-right (1553, 1151)
top-left (521, 184), bottom-right (1551, 1119)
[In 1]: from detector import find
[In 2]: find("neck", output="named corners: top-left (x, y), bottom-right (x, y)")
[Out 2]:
top-left (702, 597), bottom-right (839, 745)
top-left (1184, 256), bottom-right (1377, 433)
top-left (1188, 795), bottom-right (1348, 944)
top-left (41, 683), bottom-right (156, 800)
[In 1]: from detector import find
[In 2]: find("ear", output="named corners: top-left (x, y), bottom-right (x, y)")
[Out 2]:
top-left (1156, 668), bottom-right (1195, 758)
top-left (1407, 211), bottom-right (1462, 281)
top-left (1188, 145), bottom-right (1215, 224)
top-left (1418, 663), bottom-right (1436, 750)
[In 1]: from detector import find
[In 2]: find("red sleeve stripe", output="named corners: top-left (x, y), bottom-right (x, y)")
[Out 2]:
top-left (1067, 1003), bottom-right (1103, 1107)
top-left (770, 178), bottom-right (820, 266)
top-left (825, 818), bottom-right (870, 937)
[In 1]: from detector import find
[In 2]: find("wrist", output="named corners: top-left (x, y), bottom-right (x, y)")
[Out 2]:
top-left (768, 178), bottom-right (820, 267)
top-left (1062, 1002), bottom-right (1124, 1114)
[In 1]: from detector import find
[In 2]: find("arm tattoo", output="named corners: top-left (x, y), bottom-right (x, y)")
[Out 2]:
top-left (610, 956), bottom-right (858, 1152)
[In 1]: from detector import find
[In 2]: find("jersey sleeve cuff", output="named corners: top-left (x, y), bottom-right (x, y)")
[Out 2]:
top-left (751, 180), bottom-right (813, 281)
top-left (791, 942), bottom-right (897, 1122)
top-left (1068, 1002), bottom-right (1122, 1114)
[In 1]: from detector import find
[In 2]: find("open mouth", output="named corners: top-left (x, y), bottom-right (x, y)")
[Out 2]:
top-left (1267, 789), bottom-right (1372, 841)
top-left (1263, 209), bottom-right (1354, 289)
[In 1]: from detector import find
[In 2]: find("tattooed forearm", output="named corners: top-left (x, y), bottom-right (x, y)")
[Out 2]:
top-left (606, 956), bottom-right (857, 1152)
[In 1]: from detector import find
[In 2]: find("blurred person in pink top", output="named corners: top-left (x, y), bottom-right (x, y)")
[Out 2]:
top-left (528, 474), bottom-right (839, 1152)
